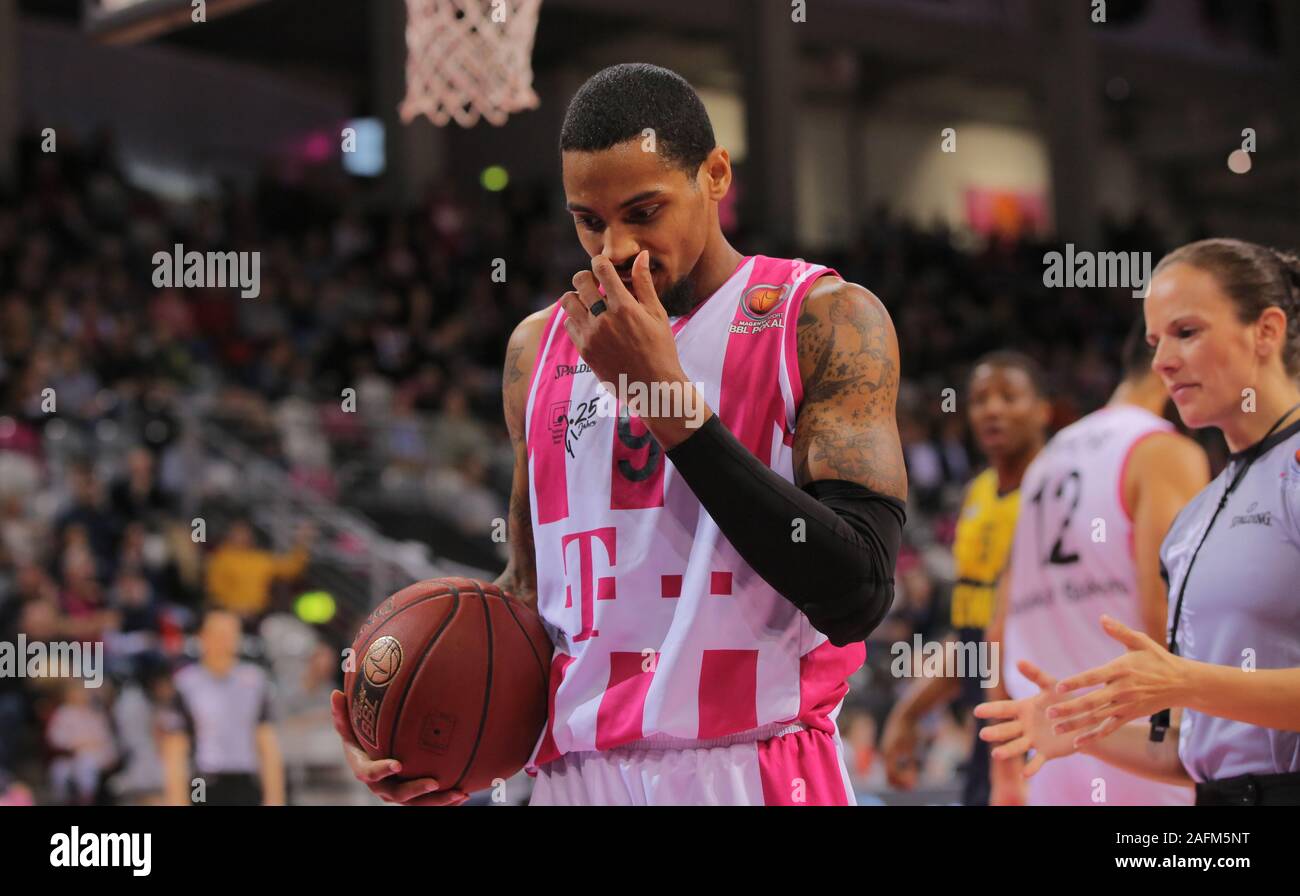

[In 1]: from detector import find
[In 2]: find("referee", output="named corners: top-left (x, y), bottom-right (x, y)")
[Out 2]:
top-left (977, 238), bottom-right (1300, 806)
top-left (161, 609), bottom-right (286, 806)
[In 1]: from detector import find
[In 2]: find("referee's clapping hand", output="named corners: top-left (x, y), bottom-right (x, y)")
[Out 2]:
top-left (1046, 616), bottom-right (1191, 745)
top-left (330, 690), bottom-right (469, 806)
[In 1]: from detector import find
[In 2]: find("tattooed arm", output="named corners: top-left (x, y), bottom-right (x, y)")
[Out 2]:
top-left (493, 305), bottom-right (552, 611)
top-left (793, 276), bottom-right (907, 501)
top-left (663, 275), bottom-right (907, 645)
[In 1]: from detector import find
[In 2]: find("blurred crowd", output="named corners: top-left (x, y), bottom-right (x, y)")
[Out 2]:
top-left (0, 127), bottom-right (1169, 803)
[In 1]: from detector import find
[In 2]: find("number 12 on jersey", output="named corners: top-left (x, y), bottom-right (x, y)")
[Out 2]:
top-left (1028, 469), bottom-right (1083, 566)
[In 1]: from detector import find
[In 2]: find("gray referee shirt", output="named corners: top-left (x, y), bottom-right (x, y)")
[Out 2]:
top-left (1160, 418), bottom-right (1300, 783)
top-left (165, 662), bottom-right (272, 776)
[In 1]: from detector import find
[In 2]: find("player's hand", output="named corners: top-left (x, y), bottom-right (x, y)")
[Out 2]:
top-left (330, 690), bottom-right (469, 806)
top-left (973, 659), bottom-right (1094, 777)
top-left (879, 710), bottom-right (920, 790)
top-left (1046, 615), bottom-right (1193, 746)
top-left (561, 251), bottom-right (679, 386)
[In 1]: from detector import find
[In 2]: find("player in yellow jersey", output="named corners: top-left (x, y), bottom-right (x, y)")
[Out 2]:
top-left (881, 352), bottom-right (1050, 804)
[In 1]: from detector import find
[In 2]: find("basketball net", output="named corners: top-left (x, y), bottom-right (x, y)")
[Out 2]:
top-left (400, 0), bottom-right (542, 127)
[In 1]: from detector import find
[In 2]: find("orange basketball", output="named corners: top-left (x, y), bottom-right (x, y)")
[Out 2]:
top-left (345, 578), bottom-right (552, 794)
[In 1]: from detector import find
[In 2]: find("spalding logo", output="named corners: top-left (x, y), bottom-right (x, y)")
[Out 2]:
top-left (363, 636), bottom-right (403, 687)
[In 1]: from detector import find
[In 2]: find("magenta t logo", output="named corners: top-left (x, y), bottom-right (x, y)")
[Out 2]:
top-left (561, 527), bottom-right (617, 642)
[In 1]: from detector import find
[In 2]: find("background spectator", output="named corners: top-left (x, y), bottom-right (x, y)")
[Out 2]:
top-left (204, 519), bottom-right (313, 623)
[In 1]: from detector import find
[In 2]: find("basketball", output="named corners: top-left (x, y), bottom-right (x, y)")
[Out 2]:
top-left (344, 578), bottom-right (552, 793)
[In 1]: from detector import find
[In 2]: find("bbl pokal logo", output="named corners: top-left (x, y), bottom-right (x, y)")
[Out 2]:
top-left (740, 283), bottom-right (789, 321)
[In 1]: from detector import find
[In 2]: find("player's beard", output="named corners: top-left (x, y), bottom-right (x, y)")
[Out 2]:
top-left (659, 275), bottom-right (698, 317)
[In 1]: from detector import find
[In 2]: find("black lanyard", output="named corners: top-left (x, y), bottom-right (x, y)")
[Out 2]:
top-left (1149, 399), bottom-right (1300, 742)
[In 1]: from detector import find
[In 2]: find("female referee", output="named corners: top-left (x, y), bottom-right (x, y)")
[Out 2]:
top-left (976, 238), bottom-right (1300, 806)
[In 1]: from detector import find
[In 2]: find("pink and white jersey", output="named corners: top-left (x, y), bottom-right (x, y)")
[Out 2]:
top-left (522, 255), bottom-right (865, 771)
top-left (1003, 404), bottom-right (1191, 805)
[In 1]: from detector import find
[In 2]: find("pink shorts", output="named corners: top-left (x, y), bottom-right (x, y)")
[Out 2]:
top-left (529, 722), bottom-right (856, 806)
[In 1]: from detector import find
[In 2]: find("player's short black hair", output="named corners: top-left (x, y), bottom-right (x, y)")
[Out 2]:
top-left (559, 63), bottom-right (716, 176)
top-left (1121, 313), bottom-right (1155, 381)
top-left (969, 350), bottom-right (1050, 399)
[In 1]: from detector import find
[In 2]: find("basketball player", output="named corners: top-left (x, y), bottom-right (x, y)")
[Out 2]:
top-left (331, 63), bottom-right (907, 805)
top-left (993, 317), bottom-right (1207, 804)
top-left (880, 353), bottom-right (1049, 805)
top-left (978, 239), bottom-right (1300, 806)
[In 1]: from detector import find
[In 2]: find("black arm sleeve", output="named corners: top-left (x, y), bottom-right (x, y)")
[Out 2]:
top-left (665, 414), bottom-right (906, 647)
